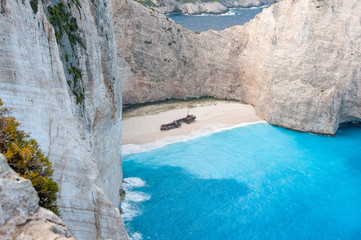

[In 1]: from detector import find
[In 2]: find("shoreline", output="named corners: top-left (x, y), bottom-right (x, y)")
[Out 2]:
top-left (122, 121), bottom-right (265, 155)
top-left (163, 3), bottom-right (271, 16)
top-left (122, 100), bottom-right (263, 154)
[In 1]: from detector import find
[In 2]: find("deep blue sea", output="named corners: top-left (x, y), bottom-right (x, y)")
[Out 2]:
top-left (122, 122), bottom-right (361, 240)
top-left (167, 7), bottom-right (267, 32)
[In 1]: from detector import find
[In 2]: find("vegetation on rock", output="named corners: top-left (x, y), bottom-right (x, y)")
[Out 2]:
top-left (47, 2), bottom-right (85, 106)
top-left (29, 0), bottom-right (39, 14)
top-left (0, 98), bottom-right (59, 215)
top-left (47, 2), bottom-right (84, 49)
top-left (135, 0), bottom-right (156, 7)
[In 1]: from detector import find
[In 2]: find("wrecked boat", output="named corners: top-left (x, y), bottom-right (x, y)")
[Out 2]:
top-left (160, 115), bottom-right (196, 131)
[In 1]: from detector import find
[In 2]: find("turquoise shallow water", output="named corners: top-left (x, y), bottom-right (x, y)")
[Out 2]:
top-left (122, 123), bottom-right (361, 240)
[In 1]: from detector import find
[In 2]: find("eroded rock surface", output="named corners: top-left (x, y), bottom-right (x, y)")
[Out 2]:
top-left (176, 2), bottom-right (228, 15)
top-left (113, 0), bottom-right (241, 104)
top-left (0, 0), bottom-right (128, 239)
top-left (1, 0), bottom-right (360, 238)
top-left (235, 0), bottom-right (361, 134)
top-left (119, 0), bottom-right (361, 134)
top-left (0, 154), bottom-right (74, 240)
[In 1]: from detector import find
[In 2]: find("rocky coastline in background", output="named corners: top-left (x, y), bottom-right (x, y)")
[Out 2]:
top-left (121, 0), bottom-right (361, 135)
top-left (153, 0), bottom-right (278, 15)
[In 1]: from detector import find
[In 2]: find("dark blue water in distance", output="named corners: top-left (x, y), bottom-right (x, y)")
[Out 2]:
top-left (167, 7), bottom-right (266, 32)
top-left (122, 123), bottom-right (361, 240)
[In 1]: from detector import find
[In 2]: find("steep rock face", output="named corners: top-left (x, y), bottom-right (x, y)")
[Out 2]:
top-left (113, 0), bottom-right (240, 104)
top-left (120, 0), bottom-right (361, 134)
top-left (221, 0), bottom-right (277, 8)
top-left (234, 0), bottom-right (361, 134)
top-left (176, 2), bottom-right (228, 15)
top-left (0, 0), bottom-right (128, 239)
top-left (0, 154), bottom-right (74, 240)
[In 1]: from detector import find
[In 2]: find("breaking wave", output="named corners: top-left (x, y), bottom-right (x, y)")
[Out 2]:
top-left (121, 177), bottom-right (150, 222)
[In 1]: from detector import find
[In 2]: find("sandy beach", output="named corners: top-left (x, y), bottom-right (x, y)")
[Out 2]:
top-left (122, 100), bottom-right (263, 146)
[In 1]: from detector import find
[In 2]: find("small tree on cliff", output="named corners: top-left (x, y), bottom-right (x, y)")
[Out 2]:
top-left (0, 98), bottom-right (59, 215)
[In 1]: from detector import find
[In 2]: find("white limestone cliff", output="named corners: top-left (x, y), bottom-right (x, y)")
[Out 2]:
top-left (0, 0), bottom-right (129, 239)
top-left (234, 0), bottom-right (361, 134)
top-left (119, 0), bottom-right (361, 134)
top-left (113, 0), bottom-right (240, 104)
top-left (176, 2), bottom-right (228, 15)
top-left (0, 154), bottom-right (74, 240)
top-left (1, 0), bottom-right (361, 238)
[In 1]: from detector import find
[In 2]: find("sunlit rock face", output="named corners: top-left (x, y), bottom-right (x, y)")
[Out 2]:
top-left (0, 154), bottom-right (74, 240)
top-left (113, 0), bottom-right (242, 104)
top-left (0, 0), bottom-right (128, 239)
top-left (235, 0), bottom-right (361, 134)
top-left (1, 0), bottom-right (360, 238)
top-left (119, 0), bottom-right (361, 134)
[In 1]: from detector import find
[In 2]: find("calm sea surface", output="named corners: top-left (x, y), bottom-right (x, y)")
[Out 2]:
top-left (122, 123), bottom-right (361, 240)
top-left (167, 7), bottom-right (266, 32)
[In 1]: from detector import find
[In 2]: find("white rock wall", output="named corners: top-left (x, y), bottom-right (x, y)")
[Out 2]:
top-left (119, 0), bottom-right (361, 134)
top-left (0, 0), bottom-right (128, 239)
top-left (0, 154), bottom-right (75, 240)
top-left (236, 0), bottom-right (361, 134)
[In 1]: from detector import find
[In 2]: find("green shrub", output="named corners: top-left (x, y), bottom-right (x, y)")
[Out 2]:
top-left (135, 0), bottom-right (156, 7)
top-left (71, 0), bottom-right (81, 8)
top-left (29, 0), bottom-right (38, 14)
top-left (168, 40), bottom-right (176, 46)
top-left (0, 99), bottom-right (59, 215)
top-left (67, 66), bottom-right (85, 105)
top-left (48, 2), bottom-right (85, 49)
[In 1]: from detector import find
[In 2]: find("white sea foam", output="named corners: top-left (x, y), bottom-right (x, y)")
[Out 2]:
top-left (230, 4), bottom-right (270, 10)
top-left (126, 191), bottom-right (151, 202)
top-left (130, 232), bottom-right (143, 240)
top-left (123, 177), bottom-right (146, 190)
top-left (122, 201), bottom-right (140, 222)
top-left (121, 177), bottom-right (151, 222)
top-left (194, 12), bottom-right (236, 16)
top-left (218, 12), bottom-right (237, 16)
top-left (122, 121), bottom-right (266, 155)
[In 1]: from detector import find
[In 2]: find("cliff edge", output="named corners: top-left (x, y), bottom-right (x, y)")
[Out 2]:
top-left (236, 0), bottom-right (361, 134)
top-left (120, 0), bottom-right (361, 134)
top-left (0, 0), bottom-right (129, 239)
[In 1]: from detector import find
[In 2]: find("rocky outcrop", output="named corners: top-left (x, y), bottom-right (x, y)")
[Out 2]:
top-left (220, 0), bottom-right (277, 8)
top-left (0, 0), bottom-right (128, 239)
top-left (119, 0), bottom-right (361, 134)
top-left (233, 0), bottom-right (361, 134)
top-left (176, 2), bottom-right (228, 15)
top-left (0, 154), bottom-right (74, 240)
top-left (154, 0), bottom-right (277, 14)
top-left (113, 0), bottom-right (240, 104)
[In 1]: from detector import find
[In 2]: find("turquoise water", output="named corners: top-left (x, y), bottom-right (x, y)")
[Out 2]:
top-left (122, 123), bottom-right (361, 240)
top-left (168, 7), bottom-right (266, 32)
